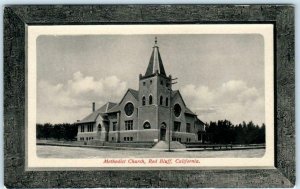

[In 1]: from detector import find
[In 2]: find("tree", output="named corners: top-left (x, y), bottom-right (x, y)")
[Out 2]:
top-left (204, 120), bottom-right (265, 144)
top-left (36, 123), bottom-right (78, 141)
top-left (43, 123), bottom-right (52, 140)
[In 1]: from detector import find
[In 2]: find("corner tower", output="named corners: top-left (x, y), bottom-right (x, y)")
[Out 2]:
top-left (137, 37), bottom-right (172, 142)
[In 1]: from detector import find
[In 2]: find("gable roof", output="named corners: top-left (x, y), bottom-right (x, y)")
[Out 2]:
top-left (118, 88), bottom-right (139, 105)
top-left (185, 107), bottom-right (196, 116)
top-left (106, 102), bottom-right (117, 111)
top-left (128, 88), bottom-right (139, 100)
top-left (172, 90), bottom-right (179, 97)
top-left (196, 118), bottom-right (205, 125)
top-left (172, 90), bottom-right (196, 116)
top-left (106, 88), bottom-right (139, 113)
top-left (76, 102), bottom-right (117, 124)
top-left (106, 104), bottom-right (120, 113)
top-left (171, 90), bottom-right (186, 107)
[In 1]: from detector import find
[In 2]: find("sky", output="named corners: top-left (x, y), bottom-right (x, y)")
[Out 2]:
top-left (37, 34), bottom-right (265, 125)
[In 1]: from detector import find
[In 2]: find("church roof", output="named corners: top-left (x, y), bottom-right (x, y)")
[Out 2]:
top-left (76, 102), bottom-right (117, 124)
top-left (106, 102), bottom-right (117, 111)
top-left (185, 107), bottom-right (196, 116)
top-left (107, 88), bottom-right (139, 113)
top-left (172, 90), bottom-right (196, 116)
top-left (172, 90), bottom-right (180, 97)
top-left (144, 38), bottom-right (166, 77)
top-left (196, 118), bottom-right (205, 125)
top-left (128, 88), bottom-right (139, 100)
top-left (106, 104), bottom-right (120, 113)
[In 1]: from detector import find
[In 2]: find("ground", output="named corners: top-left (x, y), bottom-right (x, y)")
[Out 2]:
top-left (37, 145), bottom-right (265, 158)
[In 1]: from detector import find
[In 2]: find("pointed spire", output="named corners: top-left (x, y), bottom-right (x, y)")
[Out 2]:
top-left (144, 37), bottom-right (166, 77)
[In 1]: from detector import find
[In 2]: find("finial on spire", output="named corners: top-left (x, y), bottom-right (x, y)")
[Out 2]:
top-left (144, 37), bottom-right (167, 77)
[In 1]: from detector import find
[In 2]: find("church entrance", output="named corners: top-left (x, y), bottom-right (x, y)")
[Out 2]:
top-left (160, 128), bottom-right (166, 141)
top-left (160, 122), bottom-right (167, 141)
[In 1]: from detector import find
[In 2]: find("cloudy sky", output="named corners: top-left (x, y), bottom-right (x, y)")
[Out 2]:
top-left (37, 34), bottom-right (265, 125)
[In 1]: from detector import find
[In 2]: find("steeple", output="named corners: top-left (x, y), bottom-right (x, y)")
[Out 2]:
top-left (144, 37), bottom-right (166, 77)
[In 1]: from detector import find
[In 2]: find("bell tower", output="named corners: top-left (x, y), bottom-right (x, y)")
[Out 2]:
top-left (137, 37), bottom-right (172, 141)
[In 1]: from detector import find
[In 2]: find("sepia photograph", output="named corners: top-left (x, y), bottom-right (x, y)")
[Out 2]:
top-left (26, 24), bottom-right (274, 169)
top-left (4, 5), bottom-right (294, 188)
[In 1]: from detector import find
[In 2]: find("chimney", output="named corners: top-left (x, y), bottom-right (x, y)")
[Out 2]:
top-left (92, 102), bottom-right (95, 112)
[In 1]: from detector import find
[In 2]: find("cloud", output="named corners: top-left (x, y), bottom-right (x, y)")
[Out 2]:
top-left (181, 80), bottom-right (264, 125)
top-left (37, 73), bottom-right (264, 125)
top-left (37, 72), bottom-right (127, 123)
top-left (67, 71), bottom-right (127, 99)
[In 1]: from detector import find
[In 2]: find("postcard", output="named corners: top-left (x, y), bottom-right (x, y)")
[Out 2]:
top-left (26, 24), bottom-right (274, 170)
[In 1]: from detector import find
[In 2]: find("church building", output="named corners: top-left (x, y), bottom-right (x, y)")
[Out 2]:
top-left (76, 38), bottom-right (206, 143)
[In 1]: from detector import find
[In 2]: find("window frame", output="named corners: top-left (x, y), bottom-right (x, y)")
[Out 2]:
top-left (186, 123), bottom-right (191, 133)
top-left (160, 96), bottom-right (163, 105)
top-left (143, 121), bottom-right (151, 129)
top-left (125, 120), bottom-right (133, 130)
top-left (142, 96), bottom-right (146, 106)
top-left (112, 122), bottom-right (117, 131)
top-left (149, 95), bottom-right (153, 105)
top-left (174, 121), bottom-right (181, 132)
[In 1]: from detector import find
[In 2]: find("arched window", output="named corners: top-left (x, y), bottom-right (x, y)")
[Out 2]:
top-left (98, 124), bottom-right (101, 131)
top-left (166, 97), bottom-right (169, 106)
top-left (160, 96), bottom-right (163, 105)
top-left (142, 96), bottom-right (146, 106)
top-left (149, 95), bottom-right (153, 105)
top-left (143, 121), bottom-right (151, 129)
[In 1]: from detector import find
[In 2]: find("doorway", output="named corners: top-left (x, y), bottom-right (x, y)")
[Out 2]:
top-left (160, 122), bottom-right (167, 141)
top-left (160, 128), bottom-right (166, 141)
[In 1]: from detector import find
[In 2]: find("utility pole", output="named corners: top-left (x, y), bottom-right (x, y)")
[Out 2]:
top-left (168, 77), bottom-right (177, 152)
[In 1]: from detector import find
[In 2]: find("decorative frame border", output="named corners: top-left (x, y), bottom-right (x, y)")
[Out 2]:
top-left (4, 5), bottom-right (295, 188)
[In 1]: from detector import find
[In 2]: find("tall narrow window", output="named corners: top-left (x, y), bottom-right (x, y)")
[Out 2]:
top-left (112, 122), bottom-right (117, 131)
top-left (87, 124), bottom-right (93, 132)
top-left (149, 95), bottom-right (153, 105)
top-left (142, 96), bottom-right (146, 106)
top-left (166, 97), bottom-right (169, 106)
top-left (81, 125), bottom-right (84, 132)
top-left (160, 96), bottom-right (163, 105)
top-left (186, 123), bottom-right (191, 133)
top-left (174, 121), bottom-right (181, 132)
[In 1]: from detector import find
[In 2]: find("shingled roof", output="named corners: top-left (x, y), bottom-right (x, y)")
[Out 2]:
top-left (144, 39), bottom-right (166, 77)
top-left (76, 102), bottom-right (117, 124)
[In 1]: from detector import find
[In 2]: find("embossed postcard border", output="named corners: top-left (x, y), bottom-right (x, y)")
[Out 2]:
top-left (4, 5), bottom-right (295, 188)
